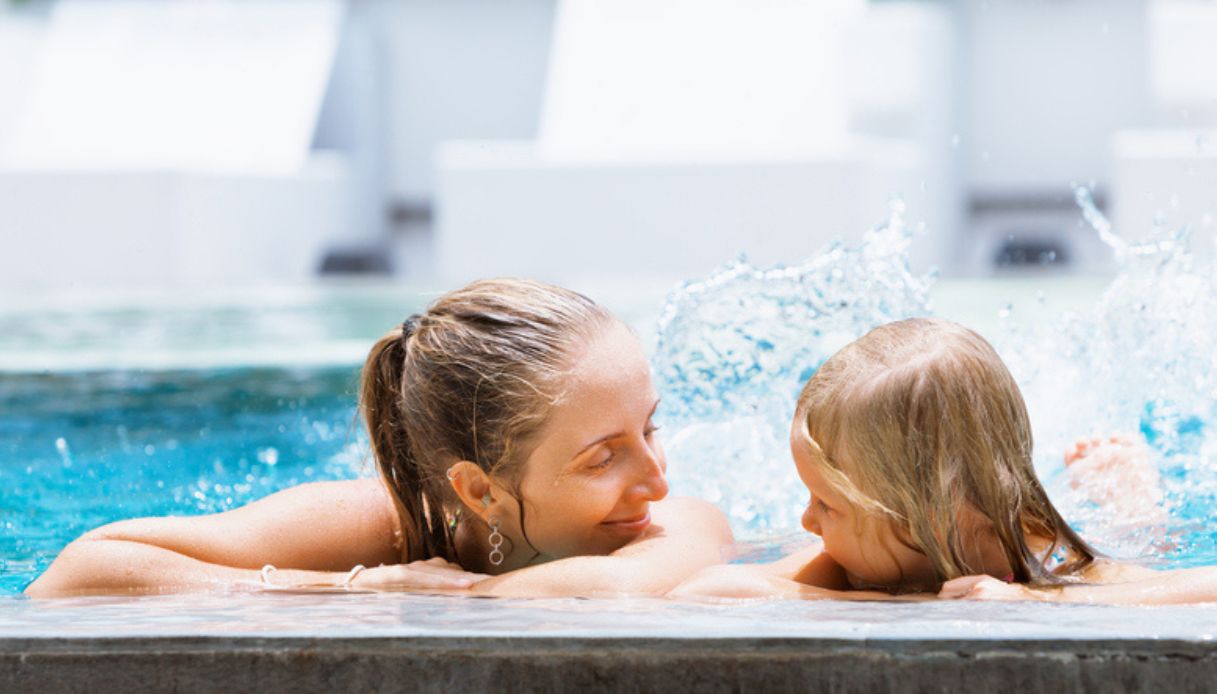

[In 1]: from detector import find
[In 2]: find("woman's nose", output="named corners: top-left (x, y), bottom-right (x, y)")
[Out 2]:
top-left (802, 504), bottom-right (822, 536)
top-left (636, 444), bottom-right (669, 501)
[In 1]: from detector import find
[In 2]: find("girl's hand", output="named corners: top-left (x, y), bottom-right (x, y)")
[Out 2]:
top-left (1064, 433), bottom-right (1165, 523)
top-left (351, 557), bottom-right (490, 592)
top-left (938, 575), bottom-right (1046, 602)
top-left (1065, 434), bottom-right (1158, 490)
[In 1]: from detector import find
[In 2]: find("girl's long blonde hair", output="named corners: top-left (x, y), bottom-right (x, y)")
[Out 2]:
top-left (794, 317), bottom-right (1096, 586)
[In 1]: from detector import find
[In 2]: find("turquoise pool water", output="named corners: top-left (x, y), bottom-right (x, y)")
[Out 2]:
top-left (1, 367), bottom-right (366, 594)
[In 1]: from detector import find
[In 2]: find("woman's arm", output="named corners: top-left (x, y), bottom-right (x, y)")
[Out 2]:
top-left (24, 478), bottom-right (478, 597)
top-left (667, 563), bottom-right (860, 601)
top-left (940, 566), bottom-right (1217, 605)
top-left (469, 497), bottom-right (733, 598)
top-left (666, 543), bottom-right (910, 602)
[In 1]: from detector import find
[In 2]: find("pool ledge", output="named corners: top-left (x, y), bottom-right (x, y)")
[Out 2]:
top-left (5, 635), bottom-right (1217, 693)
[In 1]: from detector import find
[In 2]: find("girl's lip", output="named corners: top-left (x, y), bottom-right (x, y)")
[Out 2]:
top-left (600, 512), bottom-right (651, 533)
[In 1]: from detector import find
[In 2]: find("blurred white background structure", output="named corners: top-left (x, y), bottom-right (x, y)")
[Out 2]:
top-left (435, 0), bottom-right (955, 283)
top-left (0, 0), bottom-right (1215, 290)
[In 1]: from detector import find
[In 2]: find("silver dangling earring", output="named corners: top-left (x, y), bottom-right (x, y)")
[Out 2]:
top-left (488, 517), bottom-right (505, 566)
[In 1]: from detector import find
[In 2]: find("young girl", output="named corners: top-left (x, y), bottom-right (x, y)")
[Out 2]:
top-left (671, 317), bottom-right (1207, 604)
top-left (26, 279), bottom-right (731, 598)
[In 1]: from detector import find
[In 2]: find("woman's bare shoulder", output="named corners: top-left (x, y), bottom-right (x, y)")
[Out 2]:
top-left (651, 497), bottom-right (733, 540)
top-left (652, 496), bottom-right (724, 519)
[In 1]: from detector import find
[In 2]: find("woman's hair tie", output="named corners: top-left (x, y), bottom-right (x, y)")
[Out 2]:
top-left (401, 314), bottom-right (422, 343)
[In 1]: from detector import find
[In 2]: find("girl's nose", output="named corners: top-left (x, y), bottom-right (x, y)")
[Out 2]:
top-left (802, 504), bottom-right (822, 536)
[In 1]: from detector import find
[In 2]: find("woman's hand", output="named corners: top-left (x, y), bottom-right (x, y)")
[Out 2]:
top-left (351, 557), bottom-right (489, 592)
top-left (938, 575), bottom-right (1047, 602)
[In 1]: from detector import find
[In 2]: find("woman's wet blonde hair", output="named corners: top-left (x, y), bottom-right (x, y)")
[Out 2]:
top-left (794, 317), bottom-right (1096, 586)
top-left (360, 278), bottom-right (614, 563)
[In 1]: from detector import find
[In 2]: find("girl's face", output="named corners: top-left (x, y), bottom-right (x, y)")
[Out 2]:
top-left (790, 427), bottom-right (937, 591)
top-left (494, 321), bottom-right (669, 562)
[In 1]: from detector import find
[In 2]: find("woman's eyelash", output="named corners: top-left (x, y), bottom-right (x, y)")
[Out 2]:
top-left (587, 424), bottom-right (659, 470)
top-left (589, 454), bottom-right (614, 470)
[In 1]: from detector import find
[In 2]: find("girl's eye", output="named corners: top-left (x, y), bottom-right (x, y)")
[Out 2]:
top-left (816, 498), bottom-right (832, 515)
top-left (644, 422), bottom-right (661, 439)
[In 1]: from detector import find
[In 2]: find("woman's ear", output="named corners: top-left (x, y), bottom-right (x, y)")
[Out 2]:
top-left (445, 461), bottom-right (496, 521)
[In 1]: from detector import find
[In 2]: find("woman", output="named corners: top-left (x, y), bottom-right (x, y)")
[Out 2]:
top-left (26, 279), bottom-right (732, 598)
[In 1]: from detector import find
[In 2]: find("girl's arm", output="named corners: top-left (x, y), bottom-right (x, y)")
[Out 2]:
top-left (940, 566), bottom-right (1217, 605)
top-left (24, 478), bottom-right (480, 597)
top-left (469, 497), bottom-right (733, 598)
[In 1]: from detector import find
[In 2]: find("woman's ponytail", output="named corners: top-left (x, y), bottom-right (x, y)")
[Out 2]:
top-left (360, 326), bottom-right (454, 562)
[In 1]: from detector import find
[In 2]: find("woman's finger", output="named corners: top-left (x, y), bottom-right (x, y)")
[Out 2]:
top-left (383, 568), bottom-right (477, 590)
top-left (400, 562), bottom-right (491, 581)
top-left (386, 562), bottom-right (489, 586)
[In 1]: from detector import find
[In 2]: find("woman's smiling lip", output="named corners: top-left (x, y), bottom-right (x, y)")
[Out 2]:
top-left (599, 511), bottom-right (651, 533)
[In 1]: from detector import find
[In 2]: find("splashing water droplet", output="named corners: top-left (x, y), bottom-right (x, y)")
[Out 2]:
top-left (55, 438), bottom-right (72, 468)
top-left (257, 447), bottom-right (280, 467)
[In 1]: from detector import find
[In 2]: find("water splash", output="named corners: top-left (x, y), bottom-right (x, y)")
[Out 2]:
top-left (655, 187), bottom-right (1217, 566)
top-left (1003, 185), bottom-right (1217, 564)
top-left (654, 200), bottom-right (934, 535)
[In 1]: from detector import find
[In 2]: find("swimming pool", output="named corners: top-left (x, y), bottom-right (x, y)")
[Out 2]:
top-left (6, 279), bottom-right (1212, 595)
top-left (6, 211), bottom-right (1217, 690)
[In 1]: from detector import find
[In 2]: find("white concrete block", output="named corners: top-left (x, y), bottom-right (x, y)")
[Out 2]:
top-left (434, 138), bottom-right (927, 285)
top-left (7, 0), bottom-right (342, 174)
top-left (539, 0), bottom-right (863, 162)
top-left (1112, 129), bottom-right (1217, 260)
top-left (0, 155), bottom-right (351, 290)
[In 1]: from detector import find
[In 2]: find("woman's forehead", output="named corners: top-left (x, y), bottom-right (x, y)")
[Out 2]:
top-left (528, 326), bottom-right (656, 455)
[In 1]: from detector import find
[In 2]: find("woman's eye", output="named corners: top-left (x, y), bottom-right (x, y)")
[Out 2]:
top-left (816, 498), bottom-right (832, 514)
top-left (589, 453), bottom-right (614, 470)
top-left (644, 423), bottom-right (661, 438)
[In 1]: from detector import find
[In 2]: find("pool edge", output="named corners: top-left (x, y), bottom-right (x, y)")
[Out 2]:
top-left (4, 635), bottom-right (1216, 692)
